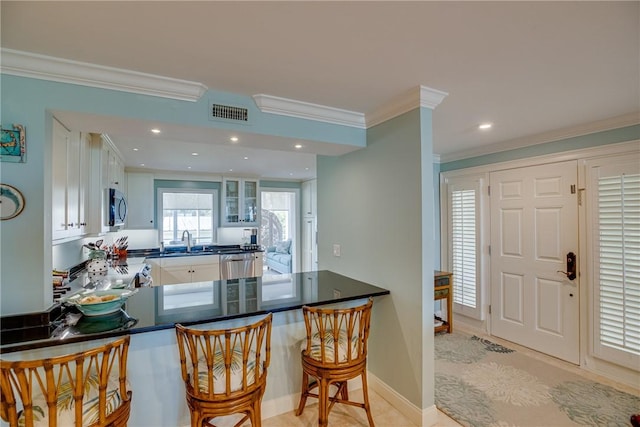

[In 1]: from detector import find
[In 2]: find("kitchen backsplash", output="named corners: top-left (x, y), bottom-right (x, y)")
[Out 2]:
top-left (53, 229), bottom-right (159, 270)
top-left (53, 228), bottom-right (247, 270)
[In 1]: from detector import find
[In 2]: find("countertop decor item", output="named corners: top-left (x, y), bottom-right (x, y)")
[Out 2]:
top-left (0, 123), bottom-right (26, 163)
top-left (0, 183), bottom-right (25, 220)
top-left (61, 289), bottom-right (137, 316)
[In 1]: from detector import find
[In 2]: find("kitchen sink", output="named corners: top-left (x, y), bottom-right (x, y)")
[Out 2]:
top-left (160, 244), bottom-right (243, 256)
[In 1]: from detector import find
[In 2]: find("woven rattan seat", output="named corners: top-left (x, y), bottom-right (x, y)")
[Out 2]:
top-left (0, 336), bottom-right (132, 427)
top-left (296, 298), bottom-right (375, 427)
top-left (176, 313), bottom-right (272, 427)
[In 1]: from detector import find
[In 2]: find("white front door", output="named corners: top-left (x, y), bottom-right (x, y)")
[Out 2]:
top-left (490, 161), bottom-right (579, 364)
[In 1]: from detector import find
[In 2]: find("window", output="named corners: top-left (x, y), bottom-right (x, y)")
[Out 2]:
top-left (442, 174), bottom-right (485, 320)
top-left (157, 188), bottom-right (217, 245)
top-left (588, 155), bottom-right (640, 370)
top-left (451, 189), bottom-right (477, 309)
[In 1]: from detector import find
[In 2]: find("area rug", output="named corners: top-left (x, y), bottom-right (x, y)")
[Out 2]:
top-left (435, 332), bottom-right (640, 427)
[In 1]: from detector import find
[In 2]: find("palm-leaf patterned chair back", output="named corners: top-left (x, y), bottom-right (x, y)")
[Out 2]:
top-left (175, 313), bottom-right (272, 427)
top-left (0, 336), bottom-right (132, 427)
top-left (296, 298), bottom-right (375, 427)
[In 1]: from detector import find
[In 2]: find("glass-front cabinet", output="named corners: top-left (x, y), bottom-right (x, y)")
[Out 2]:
top-left (222, 178), bottom-right (259, 226)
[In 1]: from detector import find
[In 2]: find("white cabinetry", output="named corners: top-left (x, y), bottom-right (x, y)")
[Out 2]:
top-left (221, 178), bottom-right (259, 226)
top-left (101, 135), bottom-right (125, 192)
top-left (253, 252), bottom-right (264, 277)
top-left (301, 179), bottom-right (317, 271)
top-left (301, 179), bottom-right (317, 217)
top-left (126, 173), bottom-right (155, 229)
top-left (52, 119), bottom-right (89, 240)
top-left (156, 255), bottom-right (220, 286)
top-left (86, 134), bottom-right (125, 234)
top-left (302, 217), bottom-right (317, 272)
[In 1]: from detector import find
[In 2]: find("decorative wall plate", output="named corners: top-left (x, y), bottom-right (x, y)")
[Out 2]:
top-left (0, 184), bottom-right (25, 220)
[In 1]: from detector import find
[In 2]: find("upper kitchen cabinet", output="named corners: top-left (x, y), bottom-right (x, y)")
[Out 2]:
top-left (126, 172), bottom-right (155, 229)
top-left (83, 133), bottom-right (126, 235)
top-left (221, 178), bottom-right (259, 226)
top-left (52, 119), bottom-right (89, 240)
top-left (101, 135), bottom-right (125, 192)
top-left (301, 179), bottom-right (317, 217)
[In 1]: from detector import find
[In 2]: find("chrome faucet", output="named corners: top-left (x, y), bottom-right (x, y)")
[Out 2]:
top-left (181, 230), bottom-right (192, 252)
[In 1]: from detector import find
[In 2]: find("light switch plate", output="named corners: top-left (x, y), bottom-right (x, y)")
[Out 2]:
top-left (333, 244), bottom-right (341, 257)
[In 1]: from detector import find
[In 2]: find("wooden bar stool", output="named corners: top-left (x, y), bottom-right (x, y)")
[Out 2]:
top-left (296, 298), bottom-right (375, 427)
top-left (175, 313), bottom-right (272, 427)
top-left (0, 336), bottom-right (132, 427)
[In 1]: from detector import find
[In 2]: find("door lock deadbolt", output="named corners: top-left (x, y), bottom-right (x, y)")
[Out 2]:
top-left (557, 252), bottom-right (577, 281)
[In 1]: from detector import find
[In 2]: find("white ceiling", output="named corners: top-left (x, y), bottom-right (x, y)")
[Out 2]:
top-left (2, 1), bottom-right (638, 180)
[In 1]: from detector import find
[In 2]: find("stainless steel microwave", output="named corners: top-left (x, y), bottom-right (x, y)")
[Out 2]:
top-left (108, 188), bottom-right (128, 227)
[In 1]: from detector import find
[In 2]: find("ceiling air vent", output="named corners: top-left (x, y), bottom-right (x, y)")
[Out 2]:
top-left (210, 103), bottom-right (249, 123)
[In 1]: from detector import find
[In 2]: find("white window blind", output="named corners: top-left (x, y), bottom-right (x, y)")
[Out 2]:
top-left (451, 189), bottom-right (477, 309)
top-left (597, 172), bottom-right (640, 356)
top-left (588, 152), bottom-right (640, 371)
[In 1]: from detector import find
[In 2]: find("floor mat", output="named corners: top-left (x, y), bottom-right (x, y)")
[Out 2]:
top-left (435, 332), bottom-right (640, 427)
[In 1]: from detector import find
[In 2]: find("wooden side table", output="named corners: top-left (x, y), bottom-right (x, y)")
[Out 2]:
top-left (434, 271), bottom-right (453, 334)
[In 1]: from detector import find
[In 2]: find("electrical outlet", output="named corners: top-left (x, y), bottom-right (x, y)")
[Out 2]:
top-left (333, 244), bottom-right (341, 257)
top-left (333, 289), bottom-right (341, 298)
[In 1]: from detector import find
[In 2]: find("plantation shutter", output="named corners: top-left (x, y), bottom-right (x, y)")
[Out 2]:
top-left (451, 189), bottom-right (477, 308)
top-left (445, 174), bottom-right (483, 320)
top-left (588, 153), bottom-right (640, 370)
top-left (597, 173), bottom-right (640, 353)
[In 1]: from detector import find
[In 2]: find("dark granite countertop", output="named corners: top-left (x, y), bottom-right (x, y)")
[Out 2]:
top-left (144, 244), bottom-right (264, 259)
top-left (0, 270), bottom-right (389, 353)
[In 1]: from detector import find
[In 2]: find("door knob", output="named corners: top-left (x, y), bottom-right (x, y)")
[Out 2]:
top-left (557, 251), bottom-right (577, 280)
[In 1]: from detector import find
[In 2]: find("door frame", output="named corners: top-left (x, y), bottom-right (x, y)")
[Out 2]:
top-left (441, 139), bottom-right (640, 368)
top-left (259, 187), bottom-right (300, 273)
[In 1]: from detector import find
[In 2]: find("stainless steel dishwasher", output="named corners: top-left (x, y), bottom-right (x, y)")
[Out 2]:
top-left (220, 253), bottom-right (256, 279)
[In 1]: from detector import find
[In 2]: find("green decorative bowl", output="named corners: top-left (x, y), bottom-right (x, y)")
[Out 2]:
top-left (62, 289), bottom-right (137, 317)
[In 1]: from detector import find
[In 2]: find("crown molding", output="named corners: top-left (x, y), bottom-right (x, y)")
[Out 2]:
top-left (440, 112), bottom-right (640, 163)
top-left (253, 94), bottom-right (366, 129)
top-left (367, 85), bottom-right (448, 128)
top-left (0, 49), bottom-right (208, 102)
top-left (2, 49), bottom-right (452, 130)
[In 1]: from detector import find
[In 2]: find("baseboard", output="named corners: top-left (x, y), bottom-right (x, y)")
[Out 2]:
top-left (367, 371), bottom-right (438, 426)
top-left (261, 391), bottom-right (302, 420)
top-left (179, 372), bottom-right (437, 426)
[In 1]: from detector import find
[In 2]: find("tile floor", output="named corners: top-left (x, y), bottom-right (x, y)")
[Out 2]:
top-left (212, 388), bottom-right (461, 426)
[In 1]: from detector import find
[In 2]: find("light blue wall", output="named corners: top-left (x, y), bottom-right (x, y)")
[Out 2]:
top-left (317, 108), bottom-right (435, 410)
top-left (433, 161), bottom-right (441, 269)
top-left (441, 124), bottom-right (640, 172)
top-left (0, 74), bottom-right (364, 315)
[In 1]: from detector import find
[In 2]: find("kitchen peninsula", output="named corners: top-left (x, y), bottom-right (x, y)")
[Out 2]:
top-left (1, 268), bottom-right (389, 426)
top-left (1, 270), bottom-right (389, 353)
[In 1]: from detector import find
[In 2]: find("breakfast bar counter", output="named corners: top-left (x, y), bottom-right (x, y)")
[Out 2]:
top-left (1, 270), bottom-right (389, 426)
top-left (0, 270), bottom-right (389, 353)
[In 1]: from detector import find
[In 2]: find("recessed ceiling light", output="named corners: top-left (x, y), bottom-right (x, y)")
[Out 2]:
top-left (289, 173), bottom-right (294, 176)
top-left (191, 152), bottom-right (199, 156)
top-left (243, 157), bottom-right (249, 160)
top-left (305, 167), bottom-right (309, 170)
top-left (151, 128), bottom-right (161, 134)
top-left (230, 136), bottom-right (239, 142)
top-left (294, 144), bottom-right (303, 149)
top-left (229, 169), bottom-right (233, 172)
top-left (133, 148), bottom-right (139, 151)
top-left (478, 123), bottom-right (493, 130)
top-left (187, 166), bottom-right (191, 169)
top-left (140, 163), bottom-right (145, 167)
